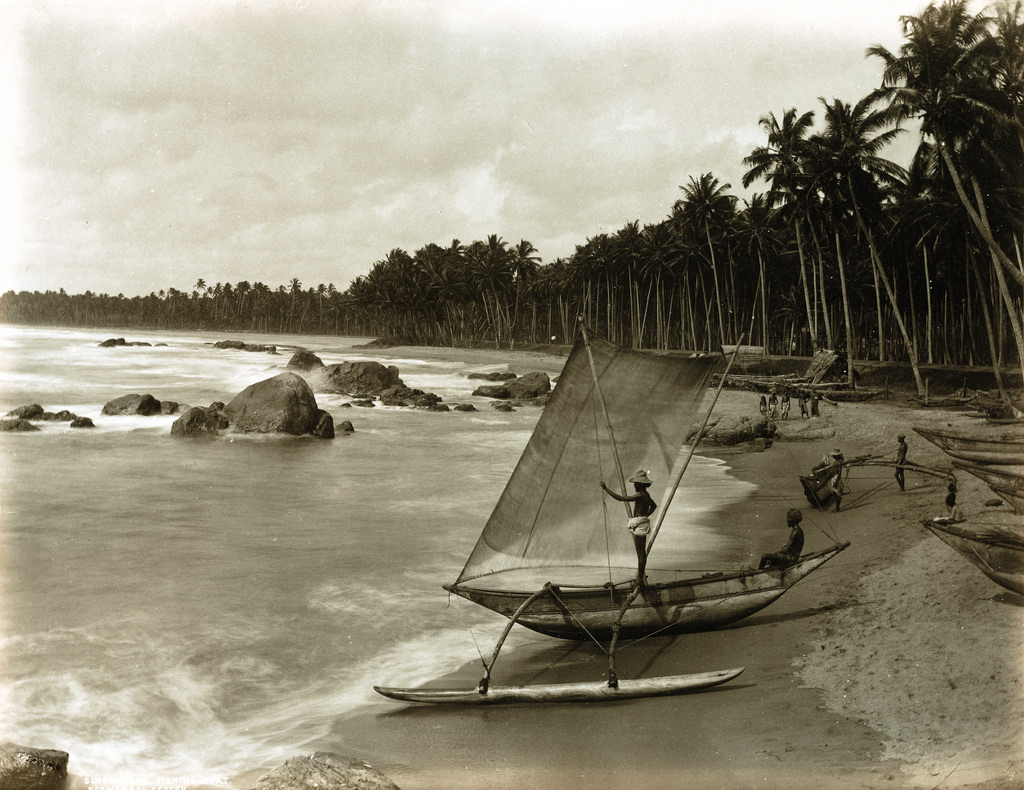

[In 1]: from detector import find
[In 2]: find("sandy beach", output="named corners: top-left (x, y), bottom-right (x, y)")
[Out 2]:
top-left (289, 345), bottom-right (1024, 790)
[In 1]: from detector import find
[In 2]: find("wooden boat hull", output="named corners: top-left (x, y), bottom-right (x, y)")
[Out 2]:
top-left (923, 519), bottom-right (1024, 595)
top-left (953, 462), bottom-right (1024, 493)
top-left (445, 543), bottom-right (849, 641)
top-left (799, 473), bottom-right (837, 509)
top-left (374, 667), bottom-right (745, 704)
top-left (914, 427), bottom-right (1024, 466)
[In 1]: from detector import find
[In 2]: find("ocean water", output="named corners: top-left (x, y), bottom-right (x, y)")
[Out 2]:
top-left (0, 325), bottom-right (756, 788)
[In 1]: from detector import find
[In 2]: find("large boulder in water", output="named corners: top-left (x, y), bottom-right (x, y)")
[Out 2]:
top-left (253, 752), bottom-right (399, 790)
top-left (309, 361), bottom-right (404, 397)
top-left (223, 372), bottom-right (329, 437)
top-left (286, 349), bottom-right (325, 372)
top-left (171, 405), bottom-right (230, 437)
top-left (0, 742), bottom-right (68, 790)
top-left (0, 418), bottom-right (40, 432)
top-left (102, 393), bottom-right (163, 416)
top-left (505, 371), bottom-right (551, 399)
top-left (7, 404), bottom-right (44, 419)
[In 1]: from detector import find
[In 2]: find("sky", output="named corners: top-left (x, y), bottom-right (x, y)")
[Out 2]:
top-left (1, 0), bottom-right (926, 298)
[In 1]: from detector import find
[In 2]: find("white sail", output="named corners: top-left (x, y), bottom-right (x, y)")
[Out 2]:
top-left (455, 333), bottom-right (717, 584)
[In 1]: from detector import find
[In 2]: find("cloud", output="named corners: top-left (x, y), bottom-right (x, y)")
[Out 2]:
top-left (4, 0), bottom-right (914, 297)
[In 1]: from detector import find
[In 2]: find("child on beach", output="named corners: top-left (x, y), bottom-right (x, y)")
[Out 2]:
top-left (945, 482), bottom-right (963, 521)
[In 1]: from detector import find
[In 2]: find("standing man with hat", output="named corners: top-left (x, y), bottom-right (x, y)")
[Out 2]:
top-left (825, 448), bottom-right (845, 511)
top-left (601, 470), bottom-right (657, 586)
top-left (759, 508), bottom-right (805, 569)
top-left (894, 433), bottom-right (909, 492)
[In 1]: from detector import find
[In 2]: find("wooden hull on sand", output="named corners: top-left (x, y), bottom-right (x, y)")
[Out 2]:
top-left (374, 667), bottom-right (745, 704)
top-left (915, 427), bottom-right (1024, 466)
top-left (443, 543), bottom-right (849, 641)
top-left (953, 462), bottom-right (1024, 493)
top-left (923, 518), bottom-right (1024, 595)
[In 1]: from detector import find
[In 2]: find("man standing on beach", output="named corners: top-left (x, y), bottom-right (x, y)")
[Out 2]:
top-left (759, 508), bottom-right (805, 568)
top-left (602, 471), bottom-right (657, 585)
top-left (894, 433), bottom-right (908, 491)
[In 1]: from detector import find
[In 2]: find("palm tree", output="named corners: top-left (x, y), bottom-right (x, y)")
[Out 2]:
top-left (807, 95), bottom-right (925, 391)
top-left (674, 173), bottom-right (737, 345)
top-left (743, 109), bottom-right (819, 351)
top-left (869, 0), bottom-right (1024, 398)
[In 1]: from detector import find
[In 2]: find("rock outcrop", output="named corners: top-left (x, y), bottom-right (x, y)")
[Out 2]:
top-left (253, 752), bottom-right (399, 790)
top-left (472, 371), bottom-right (551, 401)
top-left (223, 372), bottom-right (331, 437)
top-left (212, 340), bottom-right (278, 354)
top-left (101, 394), bottom-right (163, 416)
top-left (170, 405), bottom-right (230, 437)
top-left (98, 337), bottom-right (151, 347)
top-left (7, 404), bottom-right (43, 419)
top-left (0, 418), bottom-right (40, 432)
top-left (308, 361), bottom-right (404, 397)
top-left (505, 372), bottom-right (551, 399)
top-left (6, 405), bottom-right (96, 426)
top-left (286, 349), bottom-right (325, 371)
top-left (0, 742), bottom-right (68, 790)
top-left (378, 386), bottom-right (443, 409)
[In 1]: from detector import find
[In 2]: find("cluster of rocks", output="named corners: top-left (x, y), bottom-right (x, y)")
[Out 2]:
top-left (7, 344), bottom-right (555, 438)
top-left (102, 394), bottom-right (183, 416)
top-left (212, 339), bottom-right (278, 354)
top-left (171, 372), bottom-right (344, 439)
top-left (0, 743), bottom-right (401, 790)
top-left (470, 371), bottom-right (552, 408)
top-left (286, 350), bottom-right (467, 411)
top-left (2, 404), bottom-right (95, 430)
top-left (98, 337), bottom-right (159, 347)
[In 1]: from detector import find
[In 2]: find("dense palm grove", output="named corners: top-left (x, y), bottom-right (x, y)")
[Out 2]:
top-left (3, 2), bottom-right (1022, 392)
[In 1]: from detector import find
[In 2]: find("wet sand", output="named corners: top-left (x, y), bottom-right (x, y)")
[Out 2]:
top-left (307, 349), bottom-right (1023, 790)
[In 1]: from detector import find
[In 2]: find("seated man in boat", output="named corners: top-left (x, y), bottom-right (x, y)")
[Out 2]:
top-left (601, 470), bottom-right (656, 585)
top-left (758, 508), bottom-right (805, 569)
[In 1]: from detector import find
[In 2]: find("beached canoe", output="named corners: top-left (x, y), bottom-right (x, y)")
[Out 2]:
top-left (953, 462), bottom-right (1024, 493)
top-left (374, 667), bottom-right (746, 704)
top-left (915, 427), bottom-right (1024, 466)
top-left (923, 518), bottom-right (1024, 595)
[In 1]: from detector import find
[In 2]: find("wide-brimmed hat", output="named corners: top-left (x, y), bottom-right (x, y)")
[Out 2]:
top-left (628, 470), bottom-right (652, 485)
top-left (831, 448), bottom-right (843, 457)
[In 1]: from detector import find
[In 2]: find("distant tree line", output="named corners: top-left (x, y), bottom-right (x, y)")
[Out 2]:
top-left (2, 1), bottom-right (1021, 397)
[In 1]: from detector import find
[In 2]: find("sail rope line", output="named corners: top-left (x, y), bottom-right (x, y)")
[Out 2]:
top-left (591, 388), bottom-right (618, 600)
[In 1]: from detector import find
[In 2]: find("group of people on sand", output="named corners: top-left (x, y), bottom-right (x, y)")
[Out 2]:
top-left (602, 429), bottom-right (962, 586)
top-left (759, 389), bottom-right (820, 420)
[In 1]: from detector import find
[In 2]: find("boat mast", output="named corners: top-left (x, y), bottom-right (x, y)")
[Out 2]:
top-left (580, 320), bottom-right (631, 517)
top-left (646, 337), bottom-right (745, 553)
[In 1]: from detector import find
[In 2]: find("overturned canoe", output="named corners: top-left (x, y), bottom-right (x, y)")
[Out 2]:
top-left (374, 667), bottom-right (745, 704)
